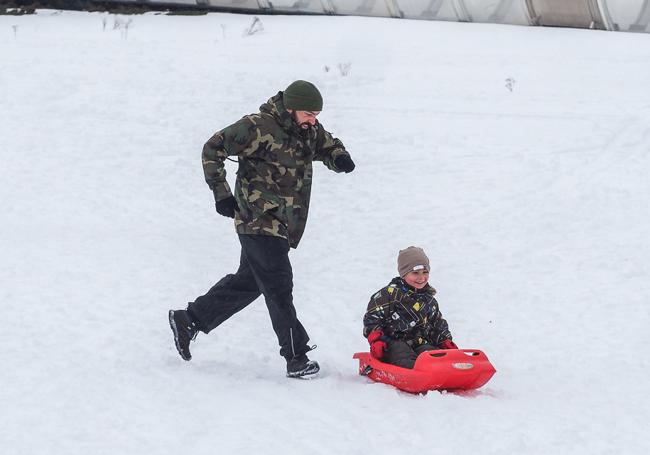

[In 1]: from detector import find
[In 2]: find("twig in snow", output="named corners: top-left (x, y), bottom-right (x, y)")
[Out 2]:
top-left (243, 16), bottom-right (264, 36)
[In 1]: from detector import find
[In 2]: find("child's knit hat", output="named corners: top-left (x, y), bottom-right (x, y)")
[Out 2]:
top-left (397, 246), bottom-right (430, 277)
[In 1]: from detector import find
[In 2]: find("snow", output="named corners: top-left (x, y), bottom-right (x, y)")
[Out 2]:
top-left (2, 10), bottom-right (649, 455)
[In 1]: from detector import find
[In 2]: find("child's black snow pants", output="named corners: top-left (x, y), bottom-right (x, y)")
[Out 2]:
top-left (384, 340), bottom-right (437, 369)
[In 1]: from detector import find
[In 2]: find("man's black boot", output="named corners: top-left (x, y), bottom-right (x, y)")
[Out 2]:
top-left (286, 354), bottom-right (320, 379)
top-left (169, 309), bottom-right (199, 361)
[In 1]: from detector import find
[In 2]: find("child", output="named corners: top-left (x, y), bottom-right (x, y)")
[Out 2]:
top-left (363, 246), bottom-right (457, 369)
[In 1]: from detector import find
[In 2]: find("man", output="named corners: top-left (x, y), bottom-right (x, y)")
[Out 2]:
top-left (169, 80), bottom-right (355, 378)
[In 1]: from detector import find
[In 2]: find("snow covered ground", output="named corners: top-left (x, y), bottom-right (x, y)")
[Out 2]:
top-left (1, 9), bottom-right (649, 454)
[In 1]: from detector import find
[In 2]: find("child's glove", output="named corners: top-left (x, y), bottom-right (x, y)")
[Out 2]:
top-left (439, 339), bottom-right (458, 350)
top-left (367, 330), bottom-right (387, 359)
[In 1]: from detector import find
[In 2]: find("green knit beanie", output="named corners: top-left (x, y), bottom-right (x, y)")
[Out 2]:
top-left (283, 80), bottom-right (323, 111)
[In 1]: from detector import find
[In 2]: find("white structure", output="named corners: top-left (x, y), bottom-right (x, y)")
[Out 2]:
top-left (133, 0), bottom-right (650, 33)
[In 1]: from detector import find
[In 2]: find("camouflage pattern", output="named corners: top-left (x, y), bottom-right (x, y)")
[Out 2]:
top-left (202, 92), bottom-right (351, 248)
top-left (363, 277), bottom-right (453, 348)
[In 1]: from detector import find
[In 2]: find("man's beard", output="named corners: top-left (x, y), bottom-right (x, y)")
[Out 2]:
top-left (291, 111), bottom-right (312, 130)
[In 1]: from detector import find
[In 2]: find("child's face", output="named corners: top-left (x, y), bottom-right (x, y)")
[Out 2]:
top-left (404, 269), bottom-right (429, 289)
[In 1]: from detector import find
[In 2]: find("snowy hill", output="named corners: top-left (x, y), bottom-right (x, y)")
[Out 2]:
top-left (1, 10), bottom-right (649, 455)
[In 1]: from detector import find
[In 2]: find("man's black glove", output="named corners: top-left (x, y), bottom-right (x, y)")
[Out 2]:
top-left (214, 195), bottom-right (239, 219)
top-left (334, 154), bottom-right (355, 173)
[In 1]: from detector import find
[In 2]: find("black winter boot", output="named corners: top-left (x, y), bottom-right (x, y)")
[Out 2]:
top-left (169, 309), bottom-right (198, 361)
top-left (286, 354), bottom-right (320, 379)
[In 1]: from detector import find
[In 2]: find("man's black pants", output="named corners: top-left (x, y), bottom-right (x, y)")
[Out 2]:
top-left (187, 234), bottom-right (310, 360)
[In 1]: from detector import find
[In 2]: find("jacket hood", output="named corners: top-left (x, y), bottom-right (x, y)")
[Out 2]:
top-left (259, 92), bottom-right (295, 131)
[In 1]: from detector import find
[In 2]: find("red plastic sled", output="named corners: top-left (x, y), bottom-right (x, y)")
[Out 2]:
top-left (353, 349), bottom-right (496, 394)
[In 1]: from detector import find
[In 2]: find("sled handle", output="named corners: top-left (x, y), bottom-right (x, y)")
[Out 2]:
top-left (427, 349), bottom-right (482, 358)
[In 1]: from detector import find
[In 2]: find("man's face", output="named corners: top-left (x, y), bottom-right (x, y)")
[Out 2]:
top-left (404, 269), bottom-right (429, 290)
top-left (290, 110), bottom-right (320, 129)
